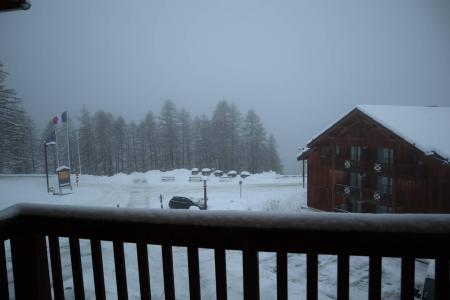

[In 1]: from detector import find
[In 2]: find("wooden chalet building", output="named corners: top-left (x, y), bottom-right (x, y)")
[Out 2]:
top-left (298, 105), bottom-right (450, 213)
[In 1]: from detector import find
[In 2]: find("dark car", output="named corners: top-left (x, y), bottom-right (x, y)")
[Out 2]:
top-left (168, 196), bottom-right (206, 210)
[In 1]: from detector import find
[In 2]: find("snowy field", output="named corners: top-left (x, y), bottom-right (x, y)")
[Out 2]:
top-left (0, 171), bottom-right (427, 299)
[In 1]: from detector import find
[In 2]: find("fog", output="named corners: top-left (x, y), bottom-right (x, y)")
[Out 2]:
top-left (1, 0), bottom-right (450, 173)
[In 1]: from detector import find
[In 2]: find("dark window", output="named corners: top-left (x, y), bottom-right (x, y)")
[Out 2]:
top-left (336, 145), bottom-right (340, 157)
top-left (350, 172), bottom-right (362, 188)
top-left (377, 147), bottom-right (394, 164)
top-left (350, 145), bottom-right (361, 161)
top-left (377, 176), bottom-right (392, 194)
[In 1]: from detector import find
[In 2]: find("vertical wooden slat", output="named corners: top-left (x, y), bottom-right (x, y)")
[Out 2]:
top-left (113, 241), bottom-right (128, 300)
top-left (337, 254), bottom-right (349, 300)
top-left (243, 247), bottom-right (259, 300)
top-left (69, 237), bottom-right (85, 300)
top-left (162, 244), bottom-right (175, 300)
top-left (11, 235), bottom-right (52, 300)
top-left (307, 252), bottom-right (318, 300)
top-left (137, 243), bottom-right (151, 300)
top-left (187, 247), bottom-right (201, 300)
top-left (368, 256), bottom-right (382, 300)
top-left (400, 256), bottom-right (414, 300)
top-left (435, 256), bottom-right (449, 300)
top-left (215, 248), bottom-right (227, 300)
top-left (90, 239), bottom-right (106, 300)
top-left (0, 240), bottom-right (9, 300)
top-left (48, 236), bottom-right (65, 300)
top-left (276, 251), bottom-right (287, 300)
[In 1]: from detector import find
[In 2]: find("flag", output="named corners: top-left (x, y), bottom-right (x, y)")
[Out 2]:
top-left (61, 111), bottom-right (67, 122)
top-left (52, 116), bottom-right (59, 124)
top-left (45, 130), bottom-right (56, 145)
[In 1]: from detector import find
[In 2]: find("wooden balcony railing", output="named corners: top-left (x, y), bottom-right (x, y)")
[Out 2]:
top-left (361, 188), bottom-right (392, 205)
top-left (1, 203), bottom-right (450, 300)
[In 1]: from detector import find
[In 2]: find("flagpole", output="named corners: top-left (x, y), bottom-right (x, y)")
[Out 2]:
top-left (77, 129), bottom-right (82, 175)
top-left (66, 111), bottom-right (71, 169)
top-left (54, 128), bottom-right (60, 169)
top-left (44, 142), bottom-right (50, 193)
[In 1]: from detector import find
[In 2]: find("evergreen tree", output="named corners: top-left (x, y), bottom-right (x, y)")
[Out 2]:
top-left (78, 106), bottom-right (97, 175)
top-left (159, 100), bottom-right (179, 170)
top-left (177, 109), bottom-right (192, 169)
top-left (266, 134), bottom-right (283, 173)
top-left (141, 111), bottom-right (159, 170)
top-left (93, 111), bottom-right (114, 176)
top-left (0, 62), bottom-right (36, 173)
top-left (242, 110), bottom-right (267, 173)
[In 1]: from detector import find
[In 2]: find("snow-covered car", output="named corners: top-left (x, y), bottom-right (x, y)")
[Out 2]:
top-left (240, 171), bottom-right (250, 178)
top-left (227, 170), bottom-right (237, 177)
top-left (191, 168), bottom-right (199, 175)
top-left (168, 196), bottom-right (206, 210)
top-left (214, 170), bottom-right (223, 177)
top-left (201, 168), bottom-right (211, 176)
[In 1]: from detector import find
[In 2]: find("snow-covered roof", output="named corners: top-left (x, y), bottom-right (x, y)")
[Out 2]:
top-left (356, 105), bottom-right (450, 160)
top-left (56, 166), bottom-right (70, 171)
top-left (304, 105), bottom-right (450, 161)
top-left (296, 147), bottom-right (310, 160)
top-left (191, 168), bottom-right (199, 171)
top-left (227, 170), bottom-right (237, 174)
top-left (202, 168), bottom-right (211, 172)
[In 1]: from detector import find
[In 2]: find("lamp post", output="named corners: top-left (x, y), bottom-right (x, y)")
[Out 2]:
top-left (202, 176), bottom-right (209, 210)
top-left (239, 180), bottom-right (242, 198)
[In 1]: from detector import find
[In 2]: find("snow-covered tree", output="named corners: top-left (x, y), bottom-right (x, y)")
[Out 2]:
top-left (0, 62), bottom-right (38, 173)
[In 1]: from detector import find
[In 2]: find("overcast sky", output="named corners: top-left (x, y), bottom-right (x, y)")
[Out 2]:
top-left (1, 0), bottom-right (450, 173)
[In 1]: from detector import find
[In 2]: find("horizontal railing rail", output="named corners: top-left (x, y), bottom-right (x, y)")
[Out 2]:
top-left (0, 203), bottom-right (450, 300)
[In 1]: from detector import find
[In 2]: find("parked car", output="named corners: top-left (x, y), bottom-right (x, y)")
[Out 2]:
top-left (191, 168), bottom-right (199, 175)
top-left (202, 168), bottom-right (211, 176)
top-left (168, 196), bottom-right (206, 210)
top-left (240, 171), bottom-right (250, 178)
top-left (214, 170), bottom-right (224, 177)
top-left (227, 170), bottom-right (237, 177)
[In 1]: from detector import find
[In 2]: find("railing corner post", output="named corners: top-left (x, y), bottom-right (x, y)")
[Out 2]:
top-left (11, 234), bottom-right (52, 300)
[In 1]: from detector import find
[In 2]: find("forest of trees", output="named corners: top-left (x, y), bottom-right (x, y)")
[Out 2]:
top-left (1, 64), bottom-right (283, 176)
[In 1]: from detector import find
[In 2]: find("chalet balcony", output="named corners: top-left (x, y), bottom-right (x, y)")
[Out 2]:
top-left (361, 188), bottom-right (392, 206)
top-left (1, 203), bottom-right (450, 300)
top-left (335, 183), bottom-right (361, 199)
top-left (334, 158), bottom-right (395, 176)
top-left (335, 184), bottom-right (392, 206)
top-left (334, 158), bottom-right (364, 172)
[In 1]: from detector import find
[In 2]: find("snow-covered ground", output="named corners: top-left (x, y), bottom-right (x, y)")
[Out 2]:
top-left (0, 171), bottom-right (428, 299)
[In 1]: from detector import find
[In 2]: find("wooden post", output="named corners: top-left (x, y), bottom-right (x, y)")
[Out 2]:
top-left (11, 235), bottom-right (52, 300)
top-left (392, 146), bottom-right (397, 213)
top-left (44, 143), bottom-right (50, 193)
top-left (331, 143), bottom-right (336, 211)
top-left (302, 159), bottom-right (305, 189)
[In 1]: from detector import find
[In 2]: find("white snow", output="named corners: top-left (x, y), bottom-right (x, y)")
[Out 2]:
top-left (0, 171), bottom-right (428, 299)
top-left (357, 105), bottom-right (450, 160)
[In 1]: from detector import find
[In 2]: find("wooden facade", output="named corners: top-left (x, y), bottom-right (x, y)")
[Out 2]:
top-left (299, 108), bottom-right (450, 213)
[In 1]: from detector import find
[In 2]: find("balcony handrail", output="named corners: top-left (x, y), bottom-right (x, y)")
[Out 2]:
top-left (2, 203), bottom-right (450, 256)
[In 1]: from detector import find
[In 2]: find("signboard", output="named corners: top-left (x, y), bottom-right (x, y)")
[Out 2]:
top-left (57, 168), bottom-right (71, 188)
